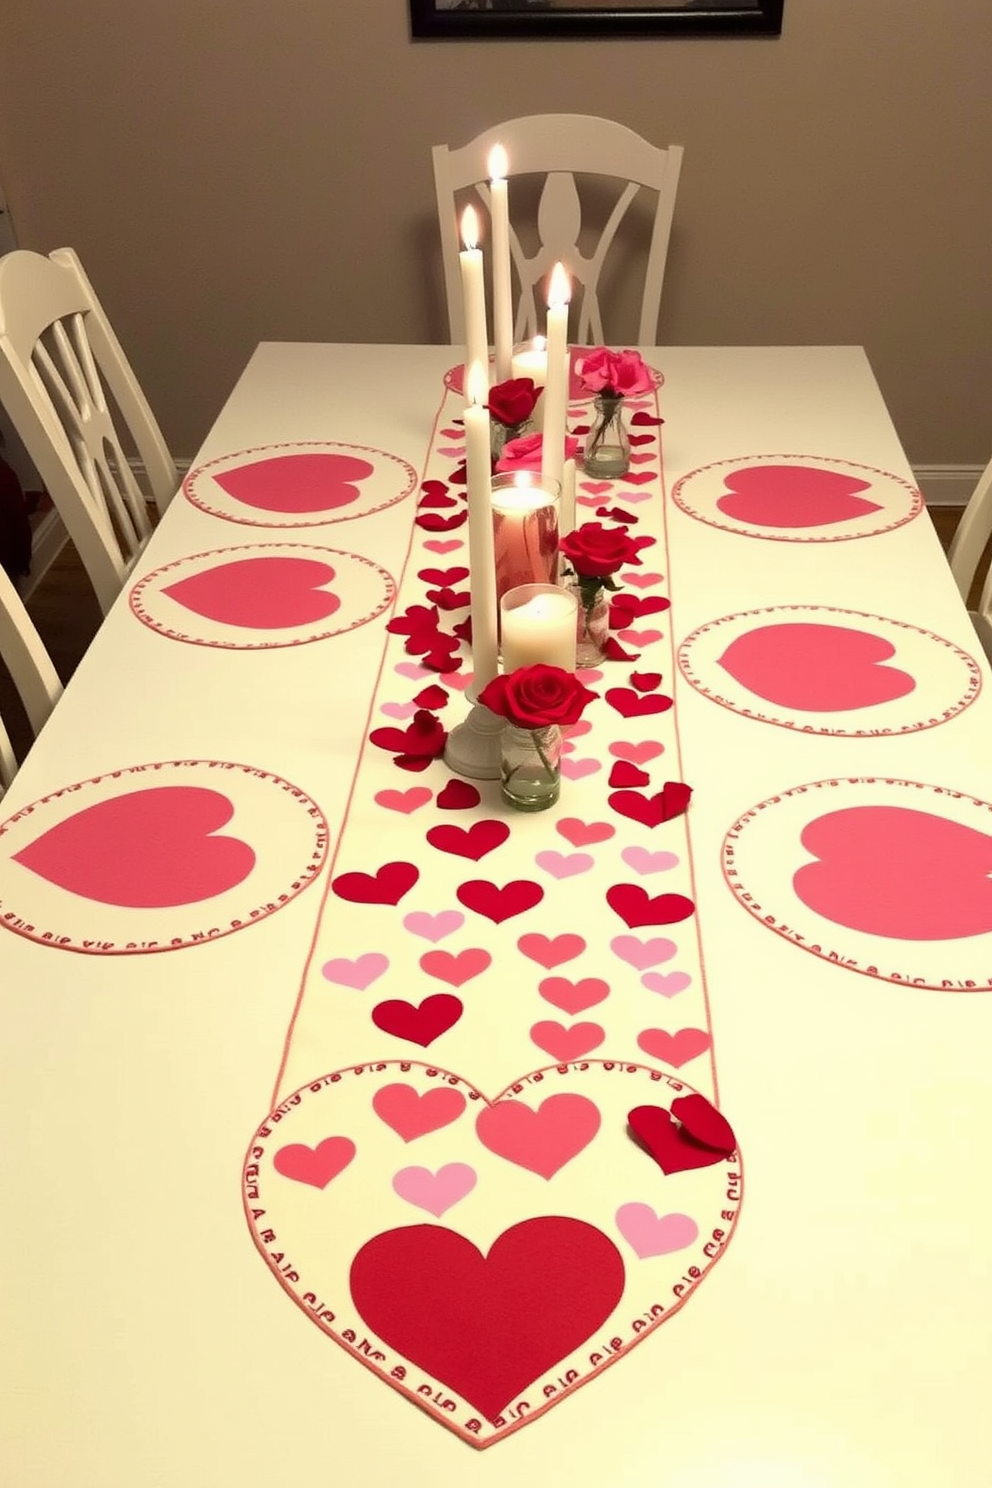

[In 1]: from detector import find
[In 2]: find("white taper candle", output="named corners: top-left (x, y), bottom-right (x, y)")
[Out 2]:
top-left (540, 261), bottom-right (570, 493)
top-left (488, 144), bottom-right (513, 384)
top-left (459, 206), bottom-right (490, 400)
top-left (463, 362), bottom-right (499, 687)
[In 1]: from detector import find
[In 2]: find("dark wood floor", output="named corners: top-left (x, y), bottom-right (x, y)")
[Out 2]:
top-left (0, 507), bottom-right (986, 773)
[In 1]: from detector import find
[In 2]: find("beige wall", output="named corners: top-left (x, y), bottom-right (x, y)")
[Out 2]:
top-left (0, 0), bottom-right (989, 463)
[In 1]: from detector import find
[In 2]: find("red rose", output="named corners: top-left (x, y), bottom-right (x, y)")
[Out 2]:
top-left (559, 522), bottom-right (641, 580)
top-left (487, 377), bottom-right (540, 427)
top-left (479, 665), bottom-right (599, 730)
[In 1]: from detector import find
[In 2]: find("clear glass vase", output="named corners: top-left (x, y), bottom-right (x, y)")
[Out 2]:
top-left (574, 581), bottom-right (610, 666)
top-left (490, 417), bottom-right (534, 464)
top-left (583, 393), bottom-right (630, 479)
top-left (500, 723), bottom-right (562, 812)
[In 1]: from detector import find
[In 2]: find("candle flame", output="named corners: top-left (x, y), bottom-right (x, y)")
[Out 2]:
top-left (532, 335), bottom-right (547, 352)
top-left (466, 361), bottom-right (488, 407)
top-left (548, 262), bottom-right (571, 307)
top-left (488, 143), bottom-right (508, 181)
top-left (461, 204), bottom-right (480, 251)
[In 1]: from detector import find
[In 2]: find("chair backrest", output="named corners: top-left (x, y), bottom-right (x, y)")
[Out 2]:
top-left (0, 563), bottom-right (62, 793)
top-left (433, 115), bottom-right (683, 348)
top-left (0, 247), bottom-right (178, 615)
top-left (948, 454), bottom-right (992, 603)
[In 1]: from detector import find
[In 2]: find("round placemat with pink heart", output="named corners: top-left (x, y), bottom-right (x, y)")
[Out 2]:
top-left (244, 1058), bottom-right (741, 1449)
top-left (723, 776), bottom-right (992, 991)
top-left (671, 454), bottom-right (923, 541)
top-left (677, 605), bottom-right (981, 735)
top-left (129, 543), bottom-right (396, 649)
top-left (183, 442), bottom-right (418, 528)
top-left (0, 760), bottom-right (327, 954)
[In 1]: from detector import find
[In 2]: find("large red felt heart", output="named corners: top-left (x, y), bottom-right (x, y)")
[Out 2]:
top-left (11, 787), bottom-right (254, 907)
top-left (606, 884), bottom-right (696, 929)
top-left (605, 688), bottom-right (673, 719)
top-left (793, 806), bottom-right (992, 939)
top-left (457, 878), bottom-right (544, 923)
top-left (628, 1099), bottom-right (734, 1175)
top-left (718, 623), bottom-right (916, 711)
top-left (716, 465), bottom-right (883, 529)
top-left (426, 820), bottom-right (510, 861)
top-left (609, 781), bottom-right (692, 828)
top-left (331, 861), bottom-right (419, 906)
top-left (162, 556), bottom-right (341, 629)
top-left (214, 452), bottom-right (373, 513)
top-left (350, 1217), bottom-right (625, 1424)
top-left (371, 993), bottom-right (463, 1045)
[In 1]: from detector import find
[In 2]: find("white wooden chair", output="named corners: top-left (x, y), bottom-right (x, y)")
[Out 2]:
top-left (947, 455), bottom-right (992, 663)
top-left (0, 247), bottom-right (178, 616)
top-left (433, 114), bottom-right (683, 347)
top-left (0, 564), bottom-right (62, 794)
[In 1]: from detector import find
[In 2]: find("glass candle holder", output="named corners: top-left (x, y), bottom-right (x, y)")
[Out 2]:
top-left (500, 582), bottom-right (579, 672)
top-left (491, 472), bottom-right (560, 611)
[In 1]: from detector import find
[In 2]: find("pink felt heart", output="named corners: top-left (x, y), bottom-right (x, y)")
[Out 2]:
top-left (609, 741), bottom-right (665, 765)
top-left (162, 556), bottom-right (341, 628)
top-left (402, 909), bottom-right (464, 942)
top-left (273, 1136), bottom-right (356, 1188)
top-left (394, 661), bottom-right (430, 681)
top-left (579, 481), bottom-right (612, 496)
top-left (374, 786), bottom-right (432, 814)
top-left (538, 975), bottom-right (610, 1014)
top-left (622, 847), bottom-right (680, 876)
top-left (380, 700), bottom-right (419, 720)
top-left (439, 669), bottom-right (473, 692)
top-left (423, 539), bottom-right (464, 555)
top-left (641, 970), bottom-right (691, 997)
top-left (530, 1020), bottom-right (606, 1062)
top-left (517, 932), bottom-right (586, 969)
top-left (392, 1163), bottom-right (477, 1217)
top-left (617, 628), bottom-right (664, 647)
top-left (615, 1204), bottom-right (698, 1259)
top-left (321, 952), bottom-right (389, 990)
top-left (475, 1094), bottom-right (601, 1178)
top-left (718, 623), bottom-right (916, 711)
top-left (610, 935), bottom-right (678, 970)
top-left (607, 885), bottom-right (695, 929)
top-left (214, 452), bottom-right (372, 513)
top-left (419, 948), bottom-right (492, 987)
top-left (534, 850), bottom-right (594, 880)
top-left (621, 571), bottom-right (664, 589)
top-left (457, 878), bottom-right (544, 923)
top-left (716, 464), bottom-right (883, 528)
top-left (371, 993), bottom-right (463, 1046)
top-left (636, 1027), bottom-right (712, 1067)
top-left (559, 757), bottom-right (601, 781)
top-left (372, 1083), bottom-right (466, 1141)
top-left (794, 806), bottom-right (992, 939)
top-left (11, 787), bottom-right (254, 907)
top-left (556, 818), bottom-right (615, 848)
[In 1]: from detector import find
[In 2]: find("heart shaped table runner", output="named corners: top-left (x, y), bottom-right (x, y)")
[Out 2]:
top-left (671, 454), bottom-right (923, 542)
top-left (0, 761), bottom-right (328, 954)
top-left (182, 441), bottom-right (418, 528)
top-left (677, 605), bottom-right (981, 735)
top-left (129, 543), bottom-right (396, 649)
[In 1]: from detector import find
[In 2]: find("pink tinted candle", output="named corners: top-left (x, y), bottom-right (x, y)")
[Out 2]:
top-left (491, 473), bottom-right (560, 609)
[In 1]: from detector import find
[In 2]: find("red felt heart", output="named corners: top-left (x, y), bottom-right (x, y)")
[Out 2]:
top-left (671, 1093), bottom-right (737, 1156)
top-left (602, 637), bottom-right (637, 661)
top-left (426, 820), bottom-right (510, 862)
top-left (609, 781), bottom-right (692, 828)
top-left (606, 884), bottom-right (695, 929)
top-left (332, 861), bottom-right (419, 906)
top-left (717, 623), bottom-right (916, 711)
top-left (272, 1136), bottom-right (356, 1189)
top-left (214, 452), bottom-right (373, 513)
top-left (620, 471), bottom-right (657, 486)
top-left (629, 671), bottom-right (662, 693)
top-left (605, 688), bottom-right (673, 719)
top-left (608, 761), bottom-right (650, 789)
top-left (630, 412), bottom-right (664, 427)
top-left (413, 684), bottom-right (449, 711)
top-left (436, 780), bottom-right (481, 811)
top-left (517, 931), bottom-right (586, 968)
top-left (370, 992), bottom-right (463, 1046)
top-left (11, 786), bottom-right (254, 908)
top-left (418, 490), bottom-right (459, 509)
top-left (628, 1103), bottom-right (728, 1175)
top-left (418, 566), bottom-right (470, 585)
top-left (350, 1217), bottom-right (625, 1424)
top-left (556, 817), bottom-right (615, 848)
top-left (457, 878), bottom-right (544, 923)
top-left (420, 479), bottom-right (450, 500)
top-left (716, 465), bottom-right (883, 529)
top-left (162, 556), bottom-right (341, 629)
top-left (627, 433), bottom-right (655, 446)
top-left (425, 587), bottom-right (472, 611)
top-left (416, 511), bottom-right (468, 532)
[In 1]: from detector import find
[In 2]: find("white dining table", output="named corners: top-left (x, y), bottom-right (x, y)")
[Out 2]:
top-left (1, 343), bottom-right (990, 1487)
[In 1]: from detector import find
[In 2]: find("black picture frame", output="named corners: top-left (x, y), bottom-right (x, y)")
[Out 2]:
top-left (410, 0), bottom-right (783, 40)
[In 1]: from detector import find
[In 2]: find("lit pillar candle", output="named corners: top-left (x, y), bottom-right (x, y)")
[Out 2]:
top-left (460, 206), bottom-right (489, 400)
top-left (540, 262), bottom-right (570, 493)
top-left (464, 363), bottom-right (499, 688)
top-left (488, 144), bottom-right (513, 384)
top-left (511, 335), bottom-right (547, 430)
top-left (501, 583), bottom-right (578, 672)
top-left (491, 472), bottom-right (560, 610)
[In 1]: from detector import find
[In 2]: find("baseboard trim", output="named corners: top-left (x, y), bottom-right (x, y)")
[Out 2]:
top-left (913, 465), bottom-right (982, 507)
